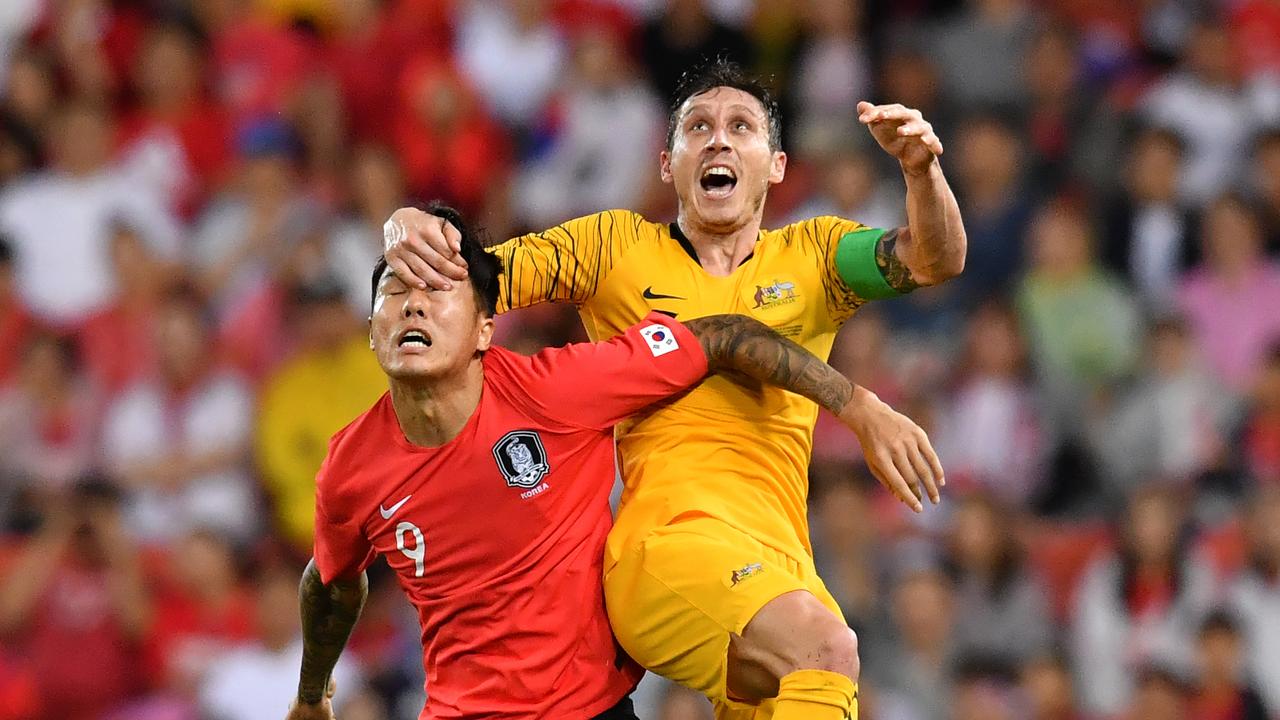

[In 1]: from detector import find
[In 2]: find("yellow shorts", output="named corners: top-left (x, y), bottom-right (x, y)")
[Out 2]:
top-left (603, 516), bottom-right (844, 715)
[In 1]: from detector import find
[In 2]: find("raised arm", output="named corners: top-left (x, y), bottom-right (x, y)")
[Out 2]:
top-left (858, 101), bottom-right (966, 289)
top-left (288, 559), bottom-right (368, 720)
top-left (683, 314), bottom-right (943, 511)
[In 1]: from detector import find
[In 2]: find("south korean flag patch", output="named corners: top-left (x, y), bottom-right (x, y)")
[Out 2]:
top-left (640, 323), bottom-right (680, 358)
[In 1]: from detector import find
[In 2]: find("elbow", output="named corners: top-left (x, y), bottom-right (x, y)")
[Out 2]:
top-left (914, 239), bottom-right (966, 287)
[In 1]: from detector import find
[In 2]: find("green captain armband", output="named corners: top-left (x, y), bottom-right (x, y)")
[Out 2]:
top-left (834, 228), bottom-right (901, 300)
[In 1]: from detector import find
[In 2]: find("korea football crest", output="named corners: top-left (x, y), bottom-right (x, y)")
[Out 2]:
top-left (492, 430), bottom-right (551, 488)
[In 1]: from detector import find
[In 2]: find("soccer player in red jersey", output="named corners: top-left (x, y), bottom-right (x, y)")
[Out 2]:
top-left (285, 206), bottom-right (926, 720)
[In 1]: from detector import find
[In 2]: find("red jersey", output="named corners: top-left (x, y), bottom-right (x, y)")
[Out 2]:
top-left (313, 313), bottom-right (706, 719)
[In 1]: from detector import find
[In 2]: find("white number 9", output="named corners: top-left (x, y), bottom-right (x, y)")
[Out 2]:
top-left (396, 521), bottom-right (425, 577)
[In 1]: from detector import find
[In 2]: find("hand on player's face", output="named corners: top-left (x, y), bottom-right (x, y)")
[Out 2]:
top-left (384, 207), bottom-right (468, 292)
top-left (369, 266), bottom-right (493, 381)
top-left (857, 101), bottom-right (943, 175)
top-left (663, 87), bottom-right (785, 232)
top-left (840, 392), bottom-right (944, 513)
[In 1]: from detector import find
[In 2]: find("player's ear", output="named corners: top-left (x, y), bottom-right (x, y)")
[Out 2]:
top-left (367, 316), bottom-right (374, 351)
top-left (476, 316), bottom-right (495, 353)
top-left (768, 150), bottom-right (787, 185)
top-left (659, 149), bottom-right (674, 184)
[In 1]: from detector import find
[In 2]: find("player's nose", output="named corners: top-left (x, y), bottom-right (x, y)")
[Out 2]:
top-left (705, 123), bottom-right (731, 152)
top-left (402, 292), bottom-right (428, 317)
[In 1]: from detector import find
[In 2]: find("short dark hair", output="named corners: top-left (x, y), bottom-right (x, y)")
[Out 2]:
top-left (1199, 608), bottom-right (1241, 638)
top-left (667, 57), bottom-right (782, 152)
top-left (371, 203), bottom-right (501, 316)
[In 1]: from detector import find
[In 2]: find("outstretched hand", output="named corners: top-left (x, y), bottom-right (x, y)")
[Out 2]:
top-left (857, 101), bottom-right (943, 176)
top-left (838, 388), bottom-right (944, 513)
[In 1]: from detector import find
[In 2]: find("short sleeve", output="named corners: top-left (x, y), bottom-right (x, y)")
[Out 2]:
top-left (491, 210), bottom-right (645, 312)
top-left (498, 311), bottom-right (708, 431)
top-left (803, 216), bottom-right (913, 325)
top-left (312, 455), bottom-right (375, 584)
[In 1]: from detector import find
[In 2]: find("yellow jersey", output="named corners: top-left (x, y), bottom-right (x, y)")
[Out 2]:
top-left (492, 210), bottom-right (873, 562)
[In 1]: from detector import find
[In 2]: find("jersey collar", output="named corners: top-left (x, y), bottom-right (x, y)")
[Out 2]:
top-left (668, 222), bottom-right (756, 268)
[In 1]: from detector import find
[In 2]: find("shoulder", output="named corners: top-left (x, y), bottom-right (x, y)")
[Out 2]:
top-left (318, 394), bottom-right (393, 489)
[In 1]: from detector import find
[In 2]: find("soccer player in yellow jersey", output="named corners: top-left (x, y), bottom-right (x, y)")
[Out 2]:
top-left (381, 60), bottom-right (966, 720)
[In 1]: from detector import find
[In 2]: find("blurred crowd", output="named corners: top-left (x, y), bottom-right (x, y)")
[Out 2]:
top-left (1, 0), bottom-right (1280, 719)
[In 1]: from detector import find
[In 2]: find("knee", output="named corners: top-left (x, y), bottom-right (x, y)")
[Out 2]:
top-left (794, 624), bottom-right (859, 680)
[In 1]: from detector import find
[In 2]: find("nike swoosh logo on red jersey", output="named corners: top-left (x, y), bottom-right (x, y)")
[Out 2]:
top-left (379, 495), bottom-right (412, 519)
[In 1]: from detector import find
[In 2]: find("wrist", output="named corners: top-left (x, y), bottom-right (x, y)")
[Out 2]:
top-left (900, 155), bottom-right (940, 179)
top-left (839, 385), bottom-right (880, 429)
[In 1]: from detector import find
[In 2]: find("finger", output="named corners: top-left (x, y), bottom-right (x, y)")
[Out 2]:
top-left (868, 104), bottom-right (920, 123)
top-left (875, 452), bottom-right (923, 513)
top-left (919, 434), bottom-right (946, 488)
top-left (924, 134), bottom-right (944, 155)
top-left (896, 120), bottom-right (932, 137)
top-left (905, 445), bottom-right (940, 504)
top-left (386, 255), bottom-right (426, 290)
top-left (441, 220), bottom-right (464, 257)
top-left (892, 449), bottom-right (925, 504)
top-left (412, 225), bottom-right (468, 281)
top-left (394, 247), bottom-right (453, 290)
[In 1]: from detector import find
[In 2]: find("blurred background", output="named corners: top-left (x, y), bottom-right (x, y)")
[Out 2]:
top-left (1, 0), bottom-right (1279, 719)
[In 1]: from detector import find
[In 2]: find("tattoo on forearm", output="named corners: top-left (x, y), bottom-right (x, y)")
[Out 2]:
top-left (297, 559), bottom-right (368, 704)
top-left (875, 228), bottom-right (921, 293)
top-left (685, 315), bottom-right (853, 414)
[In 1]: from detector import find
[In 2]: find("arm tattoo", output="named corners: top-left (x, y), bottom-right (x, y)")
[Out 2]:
top-left (684, 315), bottom-right (853, 415)
top-left (874, 227), bottom-right (921, 293)
top-left (297, 559), bottom-right (368, 704)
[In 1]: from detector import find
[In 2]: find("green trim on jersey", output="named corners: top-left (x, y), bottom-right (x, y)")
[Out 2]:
top-left (834, 228), bottom-right (901, 300)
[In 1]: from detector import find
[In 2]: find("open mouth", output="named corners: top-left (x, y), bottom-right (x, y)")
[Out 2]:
top-left (398, 330), bottom-right (432, 349)
top-left (699, 165), bottom-right (737, 198)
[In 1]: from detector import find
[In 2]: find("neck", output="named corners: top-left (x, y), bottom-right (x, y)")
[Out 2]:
top-left (677, 211), bottom-right (761, 276)
top-left (389, 360), bottom-right (484, 447)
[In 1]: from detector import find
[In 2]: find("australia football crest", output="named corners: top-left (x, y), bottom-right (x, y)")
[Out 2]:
top-left (492, 430), bottom-right (551, 488)
top-left (751, 279), bottom-right (798, 309)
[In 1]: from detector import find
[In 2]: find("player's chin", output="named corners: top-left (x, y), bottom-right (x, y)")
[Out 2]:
top-left (386, 357), bottom-right (444, 381)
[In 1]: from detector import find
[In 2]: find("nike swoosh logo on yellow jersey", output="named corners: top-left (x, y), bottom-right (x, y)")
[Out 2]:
top-left (642, 286), bottom-right (685, 300)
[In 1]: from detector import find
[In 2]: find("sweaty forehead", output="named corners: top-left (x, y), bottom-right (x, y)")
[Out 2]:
top-left (678, 86), bottom-right (768, 121)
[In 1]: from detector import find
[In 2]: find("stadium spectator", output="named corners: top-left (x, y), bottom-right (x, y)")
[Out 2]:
top-left (949, 657), bottom-right (1020, 720)
top-left (204, 0), bottom-right (315, 126)
top-left (1018, 198), bottom-right (1141, 445)
top-left (141, 530), bottom-right (253, 697)
top-left (1095, 316), bottom-right (1231, 495)
top-left (391, 58), bottom-right (510, 218)
top-left (197, 562), bottom-right (363, 720)
top-left (1227, 486), bottom-right (1280, 716)
top-left (1141, 20), bottom-right (1276, 203)
top-left (1249, 127), bottom-right (1280, 251)
top-left (3, 48), bottom-right (56, 139)
top-left (934, 302), bottom-right (1045, 504)
top-left (950, 113), bottom-right (1034, 300)
top-left (0, 99), bottom-right (180, 329)
top-left (787, 140), bottom-right (904, 233)
top-left (865, 558), bottom-right (957, 720)
top-left (1188, 609), bottom-right (1269, 720)
top-left (1071, 487), bottom-right (1215, 716)
top-left (0, 479), bottom-right (151, 720)
top-left (191, 119), bottom-right (323, 379)
top-left (810, 475), bottom-right (883, 630)
top-left (455, 0), bottom-right (566, 132)
top-left (785, 0), bottom-right (870, 153)
top-left (928, 0), bottom-right (1040, 109)
top-left (117, 22), bottom-right (231, 219)
top-left (1020, 653), bottom-right (1083, 720)
top-left (0, 333), bottom-right (98, 496)
top-left (1178, 193), bottom-right (1280, 391)
top-left (515, 21), bottom-right (663, 227)
top-left (255, 278), bottom-right (384, 551)
top-left (1125, 665), bottom-right (1192, 720)
top-left (327, 144), bottom-right (409, 316)
top-left (1101, 126), bottom-right (1199, 309)
top-left (640, 0), bottom-right (753, 101)
top-left (0, 109), bottom-right (40, 187)
top-left (76, 221), bottom-right (166, 395)
top-left (945, 492), bottom-right (1053, 666)
top-left (100, 285), bottom-right (257, 544)
top-left (0, 236), bottom-right (31, 386)
top-left (1239, 345), bottom-right (1280, 486)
